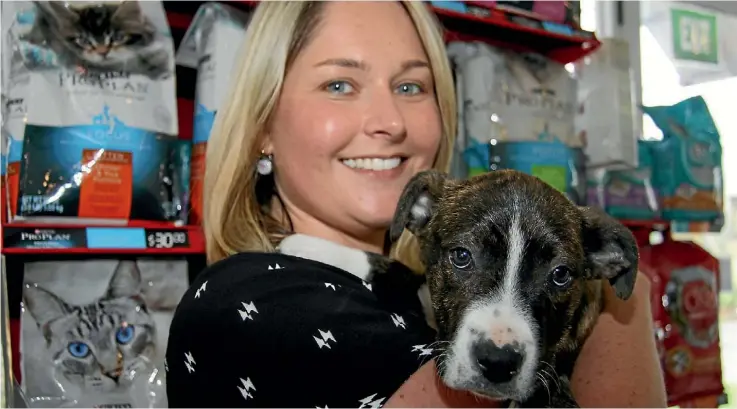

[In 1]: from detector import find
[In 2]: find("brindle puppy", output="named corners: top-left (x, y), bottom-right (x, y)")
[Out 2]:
top-left (279, 169), bottom-right (639, 408)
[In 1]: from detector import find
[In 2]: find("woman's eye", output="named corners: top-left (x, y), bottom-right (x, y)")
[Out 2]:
top-left (449, 247), bottom-right (473, 269)
top-left (396, 82), bottom-right (423, 95)
top-left (551, 266), bottom-right (573, 288)
top-left (325, 80), bottom-right (354, 95)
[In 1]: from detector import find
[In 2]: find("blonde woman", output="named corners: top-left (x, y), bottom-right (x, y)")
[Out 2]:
top-left (165, 2), bottom-right (666, 407)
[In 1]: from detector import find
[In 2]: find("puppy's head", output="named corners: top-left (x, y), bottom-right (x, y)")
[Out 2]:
top-left (390, 169), bottom-right (638, 401)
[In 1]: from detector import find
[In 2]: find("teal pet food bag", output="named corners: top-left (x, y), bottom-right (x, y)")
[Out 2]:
top-left (643, 96), bottom-right (723, 222)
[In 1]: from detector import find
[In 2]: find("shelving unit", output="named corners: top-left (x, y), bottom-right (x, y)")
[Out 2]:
top-left (2, 223), bottom-right (204, 255)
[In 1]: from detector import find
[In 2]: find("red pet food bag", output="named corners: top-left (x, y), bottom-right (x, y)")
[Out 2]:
top-left (638, 238), bottom-right (725, 406)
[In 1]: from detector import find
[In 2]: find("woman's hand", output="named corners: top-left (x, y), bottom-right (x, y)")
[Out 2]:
top-left (571, 271), bottom-right (667, 408)
top-left (384, 360), bottom-right (502, 408)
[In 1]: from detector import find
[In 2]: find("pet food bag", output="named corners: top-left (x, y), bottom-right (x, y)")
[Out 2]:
top-left (20, 258), bottom-right (189, 408)
top-left (644, 96), bottom-right (723, 224)
top-left (1, 8), bottom-right (32, 223)
top-left (175, 2), bottom-right (250, 225)
top-left (4, 1), bottom-right (188, 224)
top-left (604, 140), bottom-right (661, 220)
top-left (574, 38), bottom-right (638, 170)
top-left (447, 41), bottom-right (580, 151)
top-left (1, 69), bottom-right (30, 224)
top-left (638, 239), bottom-right (725, 406)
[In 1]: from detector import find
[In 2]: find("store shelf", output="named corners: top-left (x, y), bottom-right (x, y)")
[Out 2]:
top-left (163, 1), bottom-right (600, 66)
top-left (1, 222), bottom-right (204, 255)
top-left (431, 2), bottom-right (600, 64)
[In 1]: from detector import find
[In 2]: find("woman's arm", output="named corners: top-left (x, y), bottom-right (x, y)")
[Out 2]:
top-left (384, 360), bottom-right (501, 408)
top-left (386, 271), bottom-right (666, 408)
top-left (570, 271), bottom-right (667, 408)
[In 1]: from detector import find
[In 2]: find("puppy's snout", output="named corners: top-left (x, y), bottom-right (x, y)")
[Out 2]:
top-left (473, 341), bottom-right (525, 384)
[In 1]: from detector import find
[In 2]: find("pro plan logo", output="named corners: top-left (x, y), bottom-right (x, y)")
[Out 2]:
top-left (20, 229), bottom-right (72, 242)
top-left (9, 227), bottom-right (82, 249)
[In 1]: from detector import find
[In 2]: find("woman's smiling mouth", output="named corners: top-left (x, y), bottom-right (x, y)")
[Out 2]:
top-left (341, 157), bottom-right (406, 171)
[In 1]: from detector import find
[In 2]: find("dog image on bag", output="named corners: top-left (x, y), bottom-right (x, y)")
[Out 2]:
top-left (278, 169), bottom-right (639, 408)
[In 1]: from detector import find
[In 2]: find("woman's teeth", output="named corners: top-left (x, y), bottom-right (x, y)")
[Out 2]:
top-left (342, 157), bottom-right (402, 171)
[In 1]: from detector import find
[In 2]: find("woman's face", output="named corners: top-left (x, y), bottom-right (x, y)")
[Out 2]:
top-left (266, 1), bottom-right (443, 250)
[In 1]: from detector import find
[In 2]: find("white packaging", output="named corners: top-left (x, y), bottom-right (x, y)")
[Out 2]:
top-left (9, 1), bottom-right (178, 136)
top-left (176, 2), bottom-right (250, 145)
top-left (3, 1), bottom-right (183, 223)
top-left (575, 38), bottom-right (638, 170)
top-left (21, 258), bottom-right (189, 408)
top-left (448, 41), bottom-right (580, 147)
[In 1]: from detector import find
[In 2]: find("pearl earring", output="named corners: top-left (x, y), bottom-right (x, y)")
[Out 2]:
top-left (257, 151), bottom-right (273, 176)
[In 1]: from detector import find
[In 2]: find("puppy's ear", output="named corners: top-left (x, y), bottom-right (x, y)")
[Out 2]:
top-left (579, 206), bottom-right (639, 300)
top-left (389, 170), bottom-right (447, 243)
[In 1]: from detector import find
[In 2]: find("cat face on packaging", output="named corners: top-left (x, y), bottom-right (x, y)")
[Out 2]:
top-left (33, 1), bottom-right (155, 65)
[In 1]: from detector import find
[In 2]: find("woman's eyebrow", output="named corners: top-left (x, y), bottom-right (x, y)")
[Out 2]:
top-left (314, 58), bottom-right (368, 70)
top-left (313, 58), bottom-right (430, 74)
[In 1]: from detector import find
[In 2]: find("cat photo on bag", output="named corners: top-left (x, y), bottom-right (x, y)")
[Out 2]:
top-left (20, 0), bottom-right (173, 80)
top-left (20, 259), bottom-right (188, 408)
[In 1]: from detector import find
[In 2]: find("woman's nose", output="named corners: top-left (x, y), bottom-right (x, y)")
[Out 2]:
top-left (362, 89), bottom-right (407, 142)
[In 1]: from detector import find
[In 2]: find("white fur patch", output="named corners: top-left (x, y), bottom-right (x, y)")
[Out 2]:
top-left (410, 194), bottom-right (431, 223)
top-left (442, 214), bottom-right (539, 399)
top-left (277, 234), bottom-right (373, 281)
top-left (418, 283), bottom-right (437, 330)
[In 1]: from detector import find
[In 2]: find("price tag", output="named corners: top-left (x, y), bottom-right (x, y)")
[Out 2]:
top-left (145, 229), bottom-right (190, 249)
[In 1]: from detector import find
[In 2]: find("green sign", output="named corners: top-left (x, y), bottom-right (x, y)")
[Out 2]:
top-left (671, 8), bottom-right (718, 64)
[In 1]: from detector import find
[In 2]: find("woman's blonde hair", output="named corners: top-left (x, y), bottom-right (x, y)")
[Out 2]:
top-left (203, 1), bottom-right (457, 270)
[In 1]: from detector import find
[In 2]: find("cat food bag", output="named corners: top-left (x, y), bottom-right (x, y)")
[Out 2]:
top-left (638, 239), bottom-right (725, 406)
top-left (5, 1), bottom-right (186, 224)
top-left (604, 140), bottom-right (661, 220)
top-left (1, 7), bottom-right (31, 223)
top-left (1, 67), bottom-right (30, 224)
top-left (175, 2), bottom-right (250, 225)
top-left (447, 41), bottom-right (580, 149)
top-left (644, 96), bottom-right (723, 224)
top-left (20, 258), bottom-right (189, 408)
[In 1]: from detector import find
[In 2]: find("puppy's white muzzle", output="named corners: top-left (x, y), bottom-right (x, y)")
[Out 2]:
top-left (442, 298), bottom-right (539, 401)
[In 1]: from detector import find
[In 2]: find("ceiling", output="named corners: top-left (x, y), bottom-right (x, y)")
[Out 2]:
top-left (677, 0), bottom-right (737, 16)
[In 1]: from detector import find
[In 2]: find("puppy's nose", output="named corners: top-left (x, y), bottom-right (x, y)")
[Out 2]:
top-left (473, 341), bottom-right (524, 384)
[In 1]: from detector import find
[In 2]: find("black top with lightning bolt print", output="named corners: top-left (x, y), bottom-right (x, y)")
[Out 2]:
top-left (165, 252), bottom-right (438, 408)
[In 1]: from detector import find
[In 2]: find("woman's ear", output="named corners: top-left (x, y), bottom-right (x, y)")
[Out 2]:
top-left (261, 137), bottom-right (274, 155)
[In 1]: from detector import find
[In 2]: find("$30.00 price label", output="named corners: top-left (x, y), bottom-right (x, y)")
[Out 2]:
top-left (145, 229), bottom-right (190, 249)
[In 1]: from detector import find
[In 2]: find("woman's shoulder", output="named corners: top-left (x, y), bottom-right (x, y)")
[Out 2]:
top-left (165, 251), bottom-right (438, 408)
top-left (192, 251), bottom-right (370, 293)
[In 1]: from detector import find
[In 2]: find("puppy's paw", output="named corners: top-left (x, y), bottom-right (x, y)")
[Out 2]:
top-left (278, 234), bottom-right (373, 281)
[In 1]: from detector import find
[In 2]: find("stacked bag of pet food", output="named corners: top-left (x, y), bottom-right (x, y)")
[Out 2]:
top-left (175, 3), bottom-right (251, 225)
top-left (19, 257), bottom-right (189, 409)
top-left (585, 95), bottom-right (726, 406)
top-left (0, 1), bottom-right (189, 226)
top-left (447, 40), bottom-right (587, 205)
top-left (0, 1), bottom-right (189, 407)
top-left (639, 232), bottom-right (726, 407)
top-left (587, 96), bottom-right (724, 230)
top-left (638, 96), bottom-right (726, 407)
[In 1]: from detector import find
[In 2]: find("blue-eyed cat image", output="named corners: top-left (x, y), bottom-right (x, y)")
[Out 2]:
top-left (23, 260), bottom-right (157, 400)
top-left (21, 0), bottom-right (172, 79)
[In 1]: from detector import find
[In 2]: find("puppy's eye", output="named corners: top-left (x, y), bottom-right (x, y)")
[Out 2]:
top-left (449, 247), bottom-right (473, 269)
top-left (551, 266), bottom-right (572, 287)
